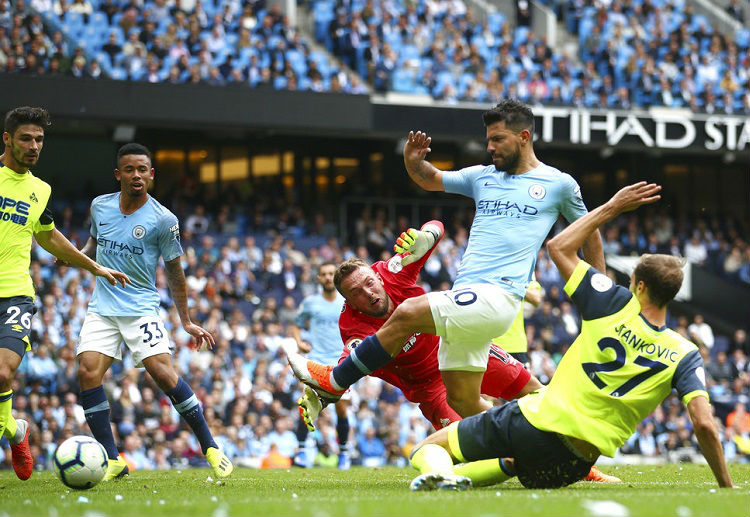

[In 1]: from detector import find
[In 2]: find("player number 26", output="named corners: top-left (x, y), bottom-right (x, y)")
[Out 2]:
top-left (4, 306), bottom-right (31, 329)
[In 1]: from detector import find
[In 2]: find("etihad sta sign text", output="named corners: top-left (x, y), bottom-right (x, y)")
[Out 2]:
top-left (533, 107), bottom-right (750, 152)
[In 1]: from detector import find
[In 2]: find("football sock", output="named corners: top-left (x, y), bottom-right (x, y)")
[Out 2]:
top-left (336, 412), bottom-right (350, 449)
top-left (167, 378), bottom-right (217, 454)
top-left (410, 443), bottom-right (454, 475)
top-left (452, 459), bottom-right (514, 487)
top-left (331, 335), bottom-right (391, 391)
top-left (0, 390), bottom-right (17, 440)
top-left (80, 386), bottom-right (119, 460)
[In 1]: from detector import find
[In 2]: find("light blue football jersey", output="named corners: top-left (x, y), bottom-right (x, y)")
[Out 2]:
top-left (442, 163), bottom-right (588, 298)
top-left (294, 292), bottom-right (345, 364)
top-left (87, 193), bottom-right (183, 316)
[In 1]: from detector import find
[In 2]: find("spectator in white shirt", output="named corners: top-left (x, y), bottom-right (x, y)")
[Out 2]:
top-left (688, 314), bottom-right (715, 350)
top-left (684, 234), bottom-right (708, 265)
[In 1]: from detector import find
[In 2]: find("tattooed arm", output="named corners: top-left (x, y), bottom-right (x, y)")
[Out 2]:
top-left (164, 256), bottom-right (215, 350)
top-left (403, 130), bottom-right (445, 192)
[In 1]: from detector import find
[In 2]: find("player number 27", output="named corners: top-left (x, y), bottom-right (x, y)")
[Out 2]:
top-left (581, 337), bottom-right (667, 397)
top-left (140, 322), bottom-right (164, 344)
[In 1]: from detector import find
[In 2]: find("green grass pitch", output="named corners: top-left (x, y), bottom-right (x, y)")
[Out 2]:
top-left (3, 464), bottom-right (748, 517)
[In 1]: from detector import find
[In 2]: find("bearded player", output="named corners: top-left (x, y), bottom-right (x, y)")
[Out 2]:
top-left (294, 221), bottom-right (616, 483)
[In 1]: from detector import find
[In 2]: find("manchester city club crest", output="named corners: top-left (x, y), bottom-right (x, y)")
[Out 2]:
top-left (528, 184), bottom-right (546, 200)
top-left (132, 225), bottom-right (146, 239)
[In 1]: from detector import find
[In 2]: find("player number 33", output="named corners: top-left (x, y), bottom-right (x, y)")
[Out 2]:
top-left (140, 321), bottom-right (164, 346)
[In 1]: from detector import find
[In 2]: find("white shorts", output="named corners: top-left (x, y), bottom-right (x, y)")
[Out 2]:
top-left (77, 313), bottom-right (173, 368)
top-left (427, 284), bottom-right (521, 372)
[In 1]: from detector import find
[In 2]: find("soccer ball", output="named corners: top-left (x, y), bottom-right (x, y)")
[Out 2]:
top-left (53, 436), bottom-right (109, 489)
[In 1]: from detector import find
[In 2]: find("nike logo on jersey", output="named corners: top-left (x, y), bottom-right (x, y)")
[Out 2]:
top-left (99, 222), bottom-right (108, 226)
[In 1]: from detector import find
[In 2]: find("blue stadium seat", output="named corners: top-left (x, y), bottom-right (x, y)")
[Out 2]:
top-left (391, 68), bottom-right (415, 93)
top-left (737, 29), bottom-right (750, 50)
top-left (110, 67), bottom-right (127, 80)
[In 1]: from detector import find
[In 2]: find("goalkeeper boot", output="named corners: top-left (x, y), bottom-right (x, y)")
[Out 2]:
top-left (10, 419), bottom-right (33, 480)
top-left (284, 346), bottom-right (345, 400)
top-left (103, 457), bottom-right (130, 481)
top-left (206, 447), bottom-right (233, 479)
top-left (298, 386), bottom-right (324, 432)
top-left (584, 466), bottom-right (622, 483)
top-left (410, 472), bottom-right (472, 492)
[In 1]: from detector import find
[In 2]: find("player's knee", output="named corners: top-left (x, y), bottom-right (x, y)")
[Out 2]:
top-left (149, 364), bottom-right (178, 391)
top-left (392, 298), bottom-right (423, 329)
top-left (77, 363), bottom-right (102, 388)
top-left (0, 363), bottom-right (14, 387)
top-left (445, 390), bottom-right (478, 416)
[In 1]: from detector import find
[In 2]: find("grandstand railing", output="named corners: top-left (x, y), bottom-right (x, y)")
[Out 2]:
top-left (690, 0), bottom-right (743, 37)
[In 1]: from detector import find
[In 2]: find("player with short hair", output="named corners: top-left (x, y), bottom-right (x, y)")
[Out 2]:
top-left (0, 106), bottom-right (129, 481)
top-left (287, 99), bottom-right (604, 419)
top-left (297, 221), bottom-right (539, 434)
top-left (290, 262), bottom-right (352, 469)
top-left (74, 143), bottom-right (232, 480)
top-left (298, 222), bottom-right (615, 484)
top-left (408, 182), bottom-right (735, 490)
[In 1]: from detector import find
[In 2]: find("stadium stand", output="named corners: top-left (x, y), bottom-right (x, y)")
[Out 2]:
top-left (4, 189), bottom-right (749, 471)
top-left (1, 0), bottom-right (747, 109)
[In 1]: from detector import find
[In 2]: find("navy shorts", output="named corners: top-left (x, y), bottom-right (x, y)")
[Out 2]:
top-left (0, 296), bottom-right (35, 356)
top-left (456, 400), bottom-right (594, 488)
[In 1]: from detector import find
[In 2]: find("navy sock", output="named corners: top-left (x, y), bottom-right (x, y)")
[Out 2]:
top-left (336, 413), bottom-right (350, 449)
top-left (79, 386), bottom-right (119, 460)
top-left (332, 334), bottom-right (392, 390)
top-left (167, 378), bottom-right (217, 454)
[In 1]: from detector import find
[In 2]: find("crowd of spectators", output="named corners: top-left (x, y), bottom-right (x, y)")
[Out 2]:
top-left (1, 0), bottom-right (369, 93)
top-left (2, 0), bottom-right (749, 109)
top-left (2, 191), bottom-right (749, 473)
top-left (567, 0), bottom-right (750, 112)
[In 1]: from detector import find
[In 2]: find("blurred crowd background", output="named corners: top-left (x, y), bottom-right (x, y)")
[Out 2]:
top-left (3, 185), bottom-right (749, 473)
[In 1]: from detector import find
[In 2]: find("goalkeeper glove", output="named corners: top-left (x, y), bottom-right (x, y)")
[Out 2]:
top-left (393, 224), bottom-right (440, 266)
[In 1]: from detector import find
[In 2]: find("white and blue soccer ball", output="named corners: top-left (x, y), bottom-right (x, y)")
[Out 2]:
top-left (53, 436), bottom-right (108, 489)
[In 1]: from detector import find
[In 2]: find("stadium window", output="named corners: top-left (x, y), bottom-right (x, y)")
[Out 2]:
top-left (251, 154), bottom-right (281, 177)
top-left (282, 152), bottom-right (294, 174)
top-left (154, 149), bottom-right (186, 177)
top-left (370, 152), bottom-right (384, 185)
top-left (430, 156), bottom-right (454, 171)
top-left (221, 147), bottom-right (250, 181)
top-left (615, 169), bottom-right (628, 187)
top-left (315, 157), bottom-right (331, 171)
top-left (333, 158), bottom-right (358, 174)
top-left (186, 147), bottom-right (217, 184)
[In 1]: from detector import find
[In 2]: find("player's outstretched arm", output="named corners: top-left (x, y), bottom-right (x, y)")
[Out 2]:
top-left (686, 396), bottom-right (734, 488)
top-left (35, 228), bottom-right (130, 287)
top-left (164, 256), bottom-right (215, 350)
top-left (403, 131), bottom-right (445, 192)
top-left (547, 182), bottom-right (661, 282)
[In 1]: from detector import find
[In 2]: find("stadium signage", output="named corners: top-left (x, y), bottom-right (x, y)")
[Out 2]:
top-left (534, 108), bottom-right (750, 152)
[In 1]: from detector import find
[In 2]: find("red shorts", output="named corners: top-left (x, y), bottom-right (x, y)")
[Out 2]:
top-left (414, 345), bottom-right (531, 429)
